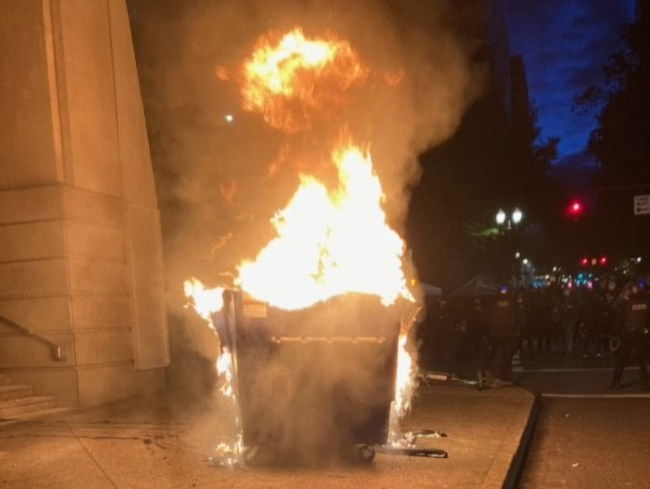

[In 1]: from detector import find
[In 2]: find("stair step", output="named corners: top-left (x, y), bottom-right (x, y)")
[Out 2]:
top-left (0, 374), bottom-right (11, 386)
top-left (0, 384), bottom-right (33, 400)
top-left (0, 396), bottom-right (56, 418)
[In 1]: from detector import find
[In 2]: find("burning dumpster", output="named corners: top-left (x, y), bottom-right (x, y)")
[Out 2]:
top-left (180, 25), bottom-right (432, 466)
top-left (214, 290), bottom-right (409, 464)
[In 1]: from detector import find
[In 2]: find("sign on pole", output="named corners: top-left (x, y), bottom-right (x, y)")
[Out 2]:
top-left (634, 195), bottom-right (650, 215)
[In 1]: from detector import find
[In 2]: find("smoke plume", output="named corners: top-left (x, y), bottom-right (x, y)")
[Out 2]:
top-left (128, 0), bottom-right (484, 462)
top-left (129, 0), bottom-right (482, 307)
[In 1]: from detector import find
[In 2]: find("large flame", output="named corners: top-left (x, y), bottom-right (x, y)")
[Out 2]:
top-left (242, 28), bottom-right (368, 133)
top-left (237, 143), bottom-right (412, 310)
top-left (185, 27), bottom-right (421, 460)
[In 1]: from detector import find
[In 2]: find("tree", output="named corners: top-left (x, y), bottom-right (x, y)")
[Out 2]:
top-left (577, 1), bottom-right (650, 186)
top-left (573, 1), bottom-right (650, 258)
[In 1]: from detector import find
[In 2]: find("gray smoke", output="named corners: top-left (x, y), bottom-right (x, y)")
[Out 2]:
top-left (128, 0), bottom-right (484, 462)
top-left (129, 0), bottom-right (482, 307)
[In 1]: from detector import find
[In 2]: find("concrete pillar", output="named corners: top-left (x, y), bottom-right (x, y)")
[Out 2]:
top-left (0, 0), bottom-right (168, 407)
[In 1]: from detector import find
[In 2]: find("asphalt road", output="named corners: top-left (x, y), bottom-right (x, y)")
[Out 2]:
top-left (515, 355), bottom-right (650, 489)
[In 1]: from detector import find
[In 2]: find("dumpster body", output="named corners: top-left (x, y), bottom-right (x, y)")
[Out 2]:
top-left (225, 291), bottom-right (401, 462)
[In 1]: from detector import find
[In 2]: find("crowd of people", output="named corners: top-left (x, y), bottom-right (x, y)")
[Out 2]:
top-left (418, 279), bottom-right (650, 390)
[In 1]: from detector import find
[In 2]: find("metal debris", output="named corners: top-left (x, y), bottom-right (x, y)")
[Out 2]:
top-left (410, 429), bottom-right (448, 439)
top-left (378, 446), bottom-right (448, 458)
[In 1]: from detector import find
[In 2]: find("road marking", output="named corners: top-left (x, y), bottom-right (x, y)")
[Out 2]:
top-left (514, 366), bottom-right (640, 373)
top-left (542, 393), bottom-right (650, 399)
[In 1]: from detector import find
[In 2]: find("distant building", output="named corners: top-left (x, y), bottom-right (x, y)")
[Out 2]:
top-left (636, 0), bottom-right (649, 24)
top-left (449, 0), bottom-right (512, 117)
top-left (509, 54), bottom-right (535, 146)
top-left (407, 0), bottom-right (538, 288)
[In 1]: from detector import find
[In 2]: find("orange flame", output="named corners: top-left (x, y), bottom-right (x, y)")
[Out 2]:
top-left (183, 278), bottom-right (224, 321)
top-left (236, 143), bottom-right (413, 310)
top-left (186, 28), bottom-right (420, 457)
top-left (241, 28), bottom-right (368, 133)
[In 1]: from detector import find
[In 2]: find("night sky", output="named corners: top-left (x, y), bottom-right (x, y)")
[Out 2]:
top-left (504, 0), bottom-right (636, 166)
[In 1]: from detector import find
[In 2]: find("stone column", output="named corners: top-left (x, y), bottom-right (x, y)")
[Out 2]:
top-left (0, 0), bottom-right (168, 407)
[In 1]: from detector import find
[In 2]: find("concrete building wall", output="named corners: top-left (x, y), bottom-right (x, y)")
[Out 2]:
top-left (0, 0), bottom-right (168, 407)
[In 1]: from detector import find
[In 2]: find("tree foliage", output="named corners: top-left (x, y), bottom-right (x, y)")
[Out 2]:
top-left (578, 2), bottom-right (650, 186)
top-left (571, 2), bottom-right (650, 258)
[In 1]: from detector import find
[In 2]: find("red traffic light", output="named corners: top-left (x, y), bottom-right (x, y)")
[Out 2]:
top-left (567, 199), bottom-right (584, 218)
top-left (580, 256), bottom-right (609, 267)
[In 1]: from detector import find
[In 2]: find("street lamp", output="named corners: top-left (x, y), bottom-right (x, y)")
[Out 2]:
top-left (495, 208), bottom-right (524, 230)
top-left (496, 209), bottom-right (506, 226)
top-left (494, 208), bottom-right (525, 286)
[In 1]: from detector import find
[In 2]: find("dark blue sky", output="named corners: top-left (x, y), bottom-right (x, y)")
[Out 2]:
top-left (504, 0), bottom-right (636, 164)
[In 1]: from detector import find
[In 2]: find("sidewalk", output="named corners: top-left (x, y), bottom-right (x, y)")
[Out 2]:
top-left (0, 384), bottom-right (536, 489)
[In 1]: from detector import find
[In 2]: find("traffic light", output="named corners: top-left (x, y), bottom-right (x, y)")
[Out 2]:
top-left (567, 199), bottom-right (585, 219)
top-left (579, 255), bottom-right (609, 267)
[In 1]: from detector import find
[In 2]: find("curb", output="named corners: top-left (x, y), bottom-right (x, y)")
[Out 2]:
top-left (502, 393), bottom-right (541, 489)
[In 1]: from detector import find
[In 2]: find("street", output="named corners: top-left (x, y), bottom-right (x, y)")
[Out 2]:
top-left (515, 355), bottom-right (650, 489)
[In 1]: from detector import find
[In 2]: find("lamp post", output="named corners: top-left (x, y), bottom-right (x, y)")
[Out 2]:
top-left (495, 208), bottom-right (524, 285)
top-left (495, 208), bottom-right (524, 231)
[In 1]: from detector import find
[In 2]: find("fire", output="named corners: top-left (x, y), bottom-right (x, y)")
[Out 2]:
top-left (387, 307), bottom-right (420, 446)
top-left (237, 143), bottom-right (413, 310)
top-left (183, 283), bottom-right (244, 466)
top-left (212, 349), bottom-right (244, 467)
top-left (184, 26), bottom-right (422, 461)
top-left (183, 278), bottom-right (224, 321)
top-left (241, 28), bottom-right (368, 132)
top-left (393, 332), bottom-right (415, 415)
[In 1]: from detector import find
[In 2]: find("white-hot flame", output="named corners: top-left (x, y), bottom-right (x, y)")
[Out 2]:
top-left (183, 277), bottom-right (224, 321)
top-left (236, 144), bottom-right (413, 310)
top-left (212, 349), bottom-right (243, 467)
top-left (387, 307), bottom-right (420, 447)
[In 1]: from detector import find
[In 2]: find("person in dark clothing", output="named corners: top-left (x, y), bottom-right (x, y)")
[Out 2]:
top-left (535, 289), bottom-right (552, 353)
top-left (560, 287), bottom-right (579, 354)
top-left (485, 288), bottom-right (522, 383)
top-left (610, 284), bottom-right (650, 391)
top-left (579, 289), bottom-right (605, 357)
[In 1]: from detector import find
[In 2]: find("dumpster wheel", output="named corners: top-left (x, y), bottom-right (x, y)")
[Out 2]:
top-left (355, 444), bottom-right (376, 464)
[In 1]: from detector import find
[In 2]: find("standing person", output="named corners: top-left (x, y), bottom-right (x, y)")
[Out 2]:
top-left (603, 281), bottom-right (619, 355)
top-left (579, 289), bottom-right (602, 357)
top-left (485, 287), bottom-right (522, 383)
top-left (593, 288), bottom-right (611, 357)
top-left (536, 288), bottom-right (552, 353)
top-left (560, 287), bottom-right (579, 355)
top-left (610, 284), bottom-right (650, 391)
top-left (548, 287), bottom-right (563, 352)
